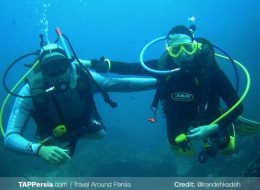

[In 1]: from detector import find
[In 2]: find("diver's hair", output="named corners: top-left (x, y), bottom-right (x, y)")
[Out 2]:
top-left (166, 25), bottom-right (193, 39)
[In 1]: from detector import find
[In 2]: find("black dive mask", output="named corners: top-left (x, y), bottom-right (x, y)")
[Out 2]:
top-left (41, 58), bottom-right (71, 77)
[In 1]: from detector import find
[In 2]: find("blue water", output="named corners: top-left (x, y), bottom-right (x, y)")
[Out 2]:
top-left (0, 0), bottom-right (259, 177)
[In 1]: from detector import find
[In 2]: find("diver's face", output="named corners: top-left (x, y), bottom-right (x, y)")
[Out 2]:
top-left (167, 34), bottom-right (195, 66)
top-left (41, 56), bottom-right (72, 92)
top-left (43, 66), bottom-right (72, 92)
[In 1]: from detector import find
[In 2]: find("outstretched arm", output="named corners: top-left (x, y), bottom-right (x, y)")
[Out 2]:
top-left (90, 58), bottom-right (159, 76)
top-left (90, 71), bottom-right (157, 92)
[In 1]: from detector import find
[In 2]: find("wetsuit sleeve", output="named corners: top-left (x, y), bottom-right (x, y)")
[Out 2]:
top-left (90, 71), bottom-right (157, 92)
top-left (91, 59), bottom-right (159, 76)
top-left (214, 68), bottom-right (243, 128)
top-left (4, 84), bottom-right (41, 155)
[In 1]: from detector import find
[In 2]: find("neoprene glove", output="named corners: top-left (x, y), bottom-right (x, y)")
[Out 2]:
top-left (91, 56), bottom-right (110, 73)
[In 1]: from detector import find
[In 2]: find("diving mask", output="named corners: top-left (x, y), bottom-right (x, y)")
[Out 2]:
top-left (39, 43), bottom-right (71, 77)
top-left (166, 41), bottom-right (198, 58)
top-left (41, 56), bottom-right (71, 77)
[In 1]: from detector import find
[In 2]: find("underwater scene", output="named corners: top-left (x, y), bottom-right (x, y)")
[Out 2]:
top-left (0, 0), bottom-right (259, 181)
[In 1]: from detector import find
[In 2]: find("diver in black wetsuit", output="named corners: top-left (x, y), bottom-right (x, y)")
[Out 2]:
top-left (90, 25), bottom-right (243, 160)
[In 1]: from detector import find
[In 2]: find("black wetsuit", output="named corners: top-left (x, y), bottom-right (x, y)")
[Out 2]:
top-left (93, 40), bottom-right (243, 149)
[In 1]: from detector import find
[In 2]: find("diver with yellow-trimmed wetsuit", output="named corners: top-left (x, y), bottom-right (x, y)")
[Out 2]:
top-left (89, 24), bottom-right (258, 163)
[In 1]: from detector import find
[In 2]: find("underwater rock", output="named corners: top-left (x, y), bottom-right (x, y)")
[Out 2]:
top-left (242, 152), bottom-right (260, 177)
top-left (53, 139), bottom-right (178, 177)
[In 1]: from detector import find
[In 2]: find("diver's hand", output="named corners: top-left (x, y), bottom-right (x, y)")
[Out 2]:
top-left (91, 56), bottom-right (110, 73)
top-left (186, 124), bottom-right (219, 140)
top-left (38, 145), bottom-right (71, 165)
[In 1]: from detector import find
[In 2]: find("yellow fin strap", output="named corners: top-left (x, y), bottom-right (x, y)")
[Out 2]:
top-left (220, 136), bottom-right (235, 155)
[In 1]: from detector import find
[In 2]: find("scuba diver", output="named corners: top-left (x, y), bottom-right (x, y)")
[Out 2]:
top-left (2, 28), bottom-right (157, 165)
top-left (89, 24), bottom-right (259, 163)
